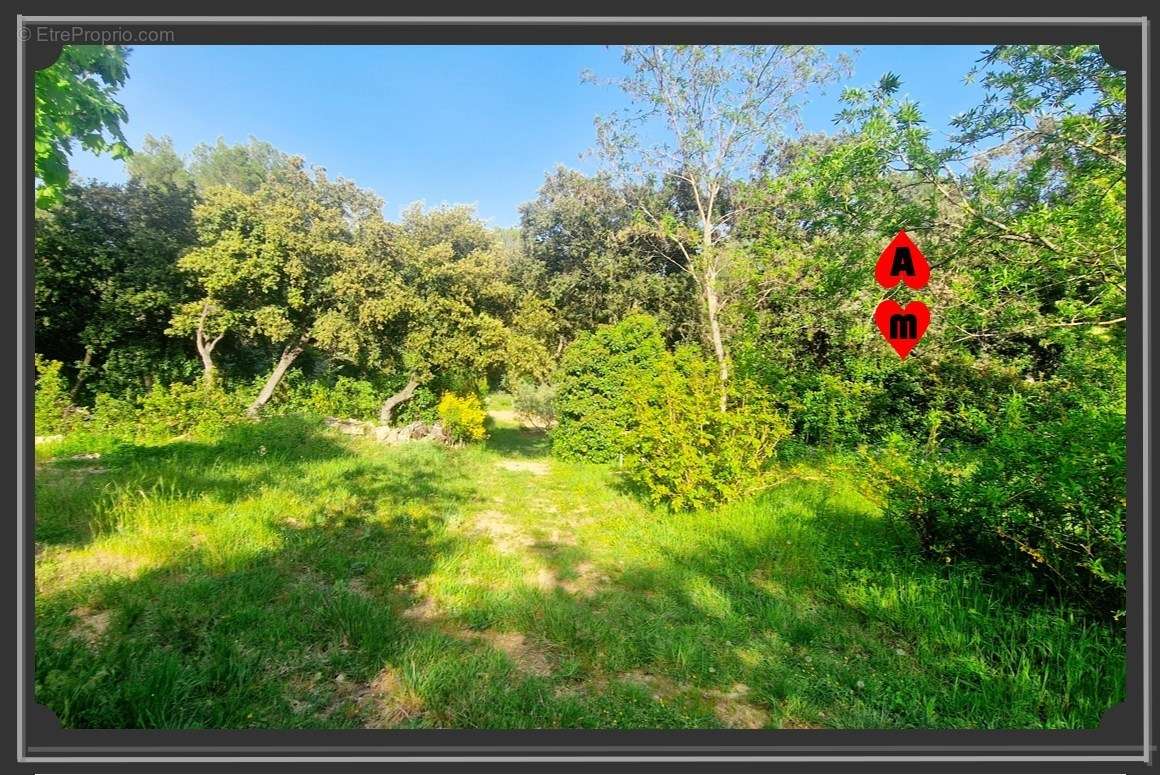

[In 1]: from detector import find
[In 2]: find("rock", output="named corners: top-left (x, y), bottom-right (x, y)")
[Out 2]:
top-left (371, 421), bottom-right (451, 445)
top-left (325, 417), bottom-right (369, 436)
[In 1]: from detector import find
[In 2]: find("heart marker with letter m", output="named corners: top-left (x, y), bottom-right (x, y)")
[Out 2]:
top-left (874, 230), bottom-right (930, 359)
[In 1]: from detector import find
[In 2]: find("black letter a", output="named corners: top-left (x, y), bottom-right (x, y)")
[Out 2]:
top-left (890, 247), bottom-right (916, 277)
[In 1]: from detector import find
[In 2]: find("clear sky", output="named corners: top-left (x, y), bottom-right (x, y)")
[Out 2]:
top-left (69, 44), bottom-right (990, 228)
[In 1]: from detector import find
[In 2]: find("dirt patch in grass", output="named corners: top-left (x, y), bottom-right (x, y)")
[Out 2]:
top-left (345, 577), bottom-right (373, 599)
top-left (487, 409), bottom-right (522, 425)
top-left (496, 459), bottom-right (550, 476)
top-left (76, 549), bottom-right (149, 579)
top-left (524, 556), bottom-right (608, 599)
top-left (706, 683), bottom-right (770, 729)
top-left (619, 669), bottom-right (685, 701)
top-left (399, 580), bottom-right (442, 623)
top-left (397, 580), bottom-right (555, 677)
top-left (358, 667), bottom-right (426, 728)
top-left (71, 605), bottom-right (111, 645)
top-left (469, 509), bottom-right (536, 554)
top-left (619, 671), bottom-right (769, 729)
top-left (559, 560), bottom-right (609, 598)
top-left (475, 631), bottom-right (554, 677)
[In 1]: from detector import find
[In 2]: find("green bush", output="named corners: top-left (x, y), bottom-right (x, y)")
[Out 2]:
top-left (437, 392), bottom-right (488, 443)
top-left (798, 373), bottom-right (879, 448)
top-left (34, 355), bottom-right (81, 435)
top-left (135, 382), bottom-right (246, 439)
top-left (88, 392), bottom-right (139, 434)
top-left (552, 314), bottom-right (668, 462)
top-left (274, 373), bottom-right (383, 421)
top-left (511, 382), bottom-right (556, 429)
top-left (882, 393), bottom-right (1126, 619)
top-left (622, 346), bottom-right (791, 511)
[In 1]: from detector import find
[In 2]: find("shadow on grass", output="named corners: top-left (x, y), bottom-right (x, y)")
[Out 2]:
top-left (484, 425), bottom-right (550, 459)
top-left (33, 421), bottom-right (478, 729)
top-left (33, 421), bottom-right (1126, 730)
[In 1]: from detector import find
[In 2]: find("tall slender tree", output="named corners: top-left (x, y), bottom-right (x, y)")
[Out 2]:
top-left (589, 45), bottom-right (848, 409)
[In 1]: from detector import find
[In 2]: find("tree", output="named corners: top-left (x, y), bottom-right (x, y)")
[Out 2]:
top-left (518, 167), bottom-right (698, 349)
top-left (34, 178), bottom-right (197, 399)
top-left (34, 45), bottom-right (131, 208)
top-left (189, 137), bottom-right (296, 194)
top-left (329, 204), bottom-right (553, 423)
top-left (589, 45), bottom-right (849, 409)
top-left (174, 161), bottom-right (369, 410)
top-left (125, 134), bottom-right (193, 192)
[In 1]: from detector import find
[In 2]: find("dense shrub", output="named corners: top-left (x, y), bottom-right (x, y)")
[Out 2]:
top-left (880, 391), bottom-right (1126, 620)
top-left (797, 373), bottom-right (879, 448)
top-left (88, 392), bottom-right (140, 433)
top-left (34, 356), bottom-right (81, 435)
top-left (622, 346), bottom-right (791, 511)
top-left (437, 392), bottom-right (488, 443)
top-left (511, 382), bottom-right (556, 429)
top-left (135, 382), bottom-right (246, 438)
top-left (552, 314), bottom-right (667, 462)
top-left (273, 372), bottom-right (383, 421)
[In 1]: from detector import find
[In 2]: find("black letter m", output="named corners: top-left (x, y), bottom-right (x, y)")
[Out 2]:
top-left (890, 313), bottom-right (918, 339)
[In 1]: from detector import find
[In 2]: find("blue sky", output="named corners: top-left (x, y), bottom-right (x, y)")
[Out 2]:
top-left (69, 45), bottom-right (990, 228)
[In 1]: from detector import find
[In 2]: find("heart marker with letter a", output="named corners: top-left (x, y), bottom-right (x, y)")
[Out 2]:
top-left (875, 230), bottom-right (930, 290)
top-left (874, 299), bottom-right (930, 360)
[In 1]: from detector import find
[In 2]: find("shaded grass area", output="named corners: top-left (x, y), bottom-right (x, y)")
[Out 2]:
top-left (34, 413), bottom-right (1124, 729)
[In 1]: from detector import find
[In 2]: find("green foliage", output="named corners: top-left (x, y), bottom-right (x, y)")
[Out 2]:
top-left (34, 356), bottom-right (80, 435)
top-left (30, 46), bottom-right (1127, 627)
top-left (878, 385), bottom-right (1125, 620)
top-left (272, 373), bottom-right (384, 421)
top-left (437, 392), bottom-right (488, 443)
top-left (517, 167), bottom-right (699, 345)
top-left (34, 45), bottom-right (131, 208)
top-left (134, 383), bottom-right (246, 439)
top-left (34, 178), bottom-right (197, 400)
top-left (622, 348), bottom-right (791, 511)
top-left (797, 374), bottom-right (878, 448)
top-left (188, 137), bottom-right (295, 194)
top-left (511, 382), bottom-right (556, 429)
top-left (552, 315), bottom-right (668, 463)
top-left (124, 134), bottom-right (193, 191)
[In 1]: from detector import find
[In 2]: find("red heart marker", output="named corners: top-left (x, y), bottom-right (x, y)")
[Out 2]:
top-left (875, 230), bottom-right (930, 290)
top-left (874, 299), bottom-right (930, 360)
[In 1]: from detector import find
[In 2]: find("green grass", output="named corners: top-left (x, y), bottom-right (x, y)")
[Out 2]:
top-left (34, 410), bottom-right (1124, 729)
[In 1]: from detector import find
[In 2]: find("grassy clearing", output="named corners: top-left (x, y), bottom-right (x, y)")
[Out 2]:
top-left (34, 405), bottom-right (1123, 729)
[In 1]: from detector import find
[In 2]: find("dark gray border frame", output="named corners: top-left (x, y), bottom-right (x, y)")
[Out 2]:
top-left (12, 13), bottom-right (1151, 768)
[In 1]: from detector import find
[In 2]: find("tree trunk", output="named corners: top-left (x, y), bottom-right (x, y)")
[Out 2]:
top-left (246, 338), bottom-right (306, 417)
top-left (197, 344), bottom-right (217, 388)
top-left (705, 278), bottom-right (729, 412)
top-left (195, 307), bottom-right (224, 389)
top-left (380, 378), bottom-right (420, 424)
top-left (69, 347), bottom-right (94, 402)
top-left (701, 224), bottom-right (729, 413)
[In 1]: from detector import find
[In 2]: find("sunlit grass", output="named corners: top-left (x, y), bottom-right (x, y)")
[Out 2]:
top-left (33, 411), bottom-right (1124, 729)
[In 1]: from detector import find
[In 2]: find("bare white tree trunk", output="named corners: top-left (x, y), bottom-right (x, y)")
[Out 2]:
top-left (701, 211), bottom-right (729, 413)
top-left (246, 337), bottom-right (306, 417)
top-left (195, 305), bottom-right (225, 389)
top-left (703, 268), bottom-right (729, 413)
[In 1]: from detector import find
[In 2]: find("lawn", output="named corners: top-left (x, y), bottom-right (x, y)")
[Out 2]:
top-left (33, 402), bottom-right (1124, 729)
